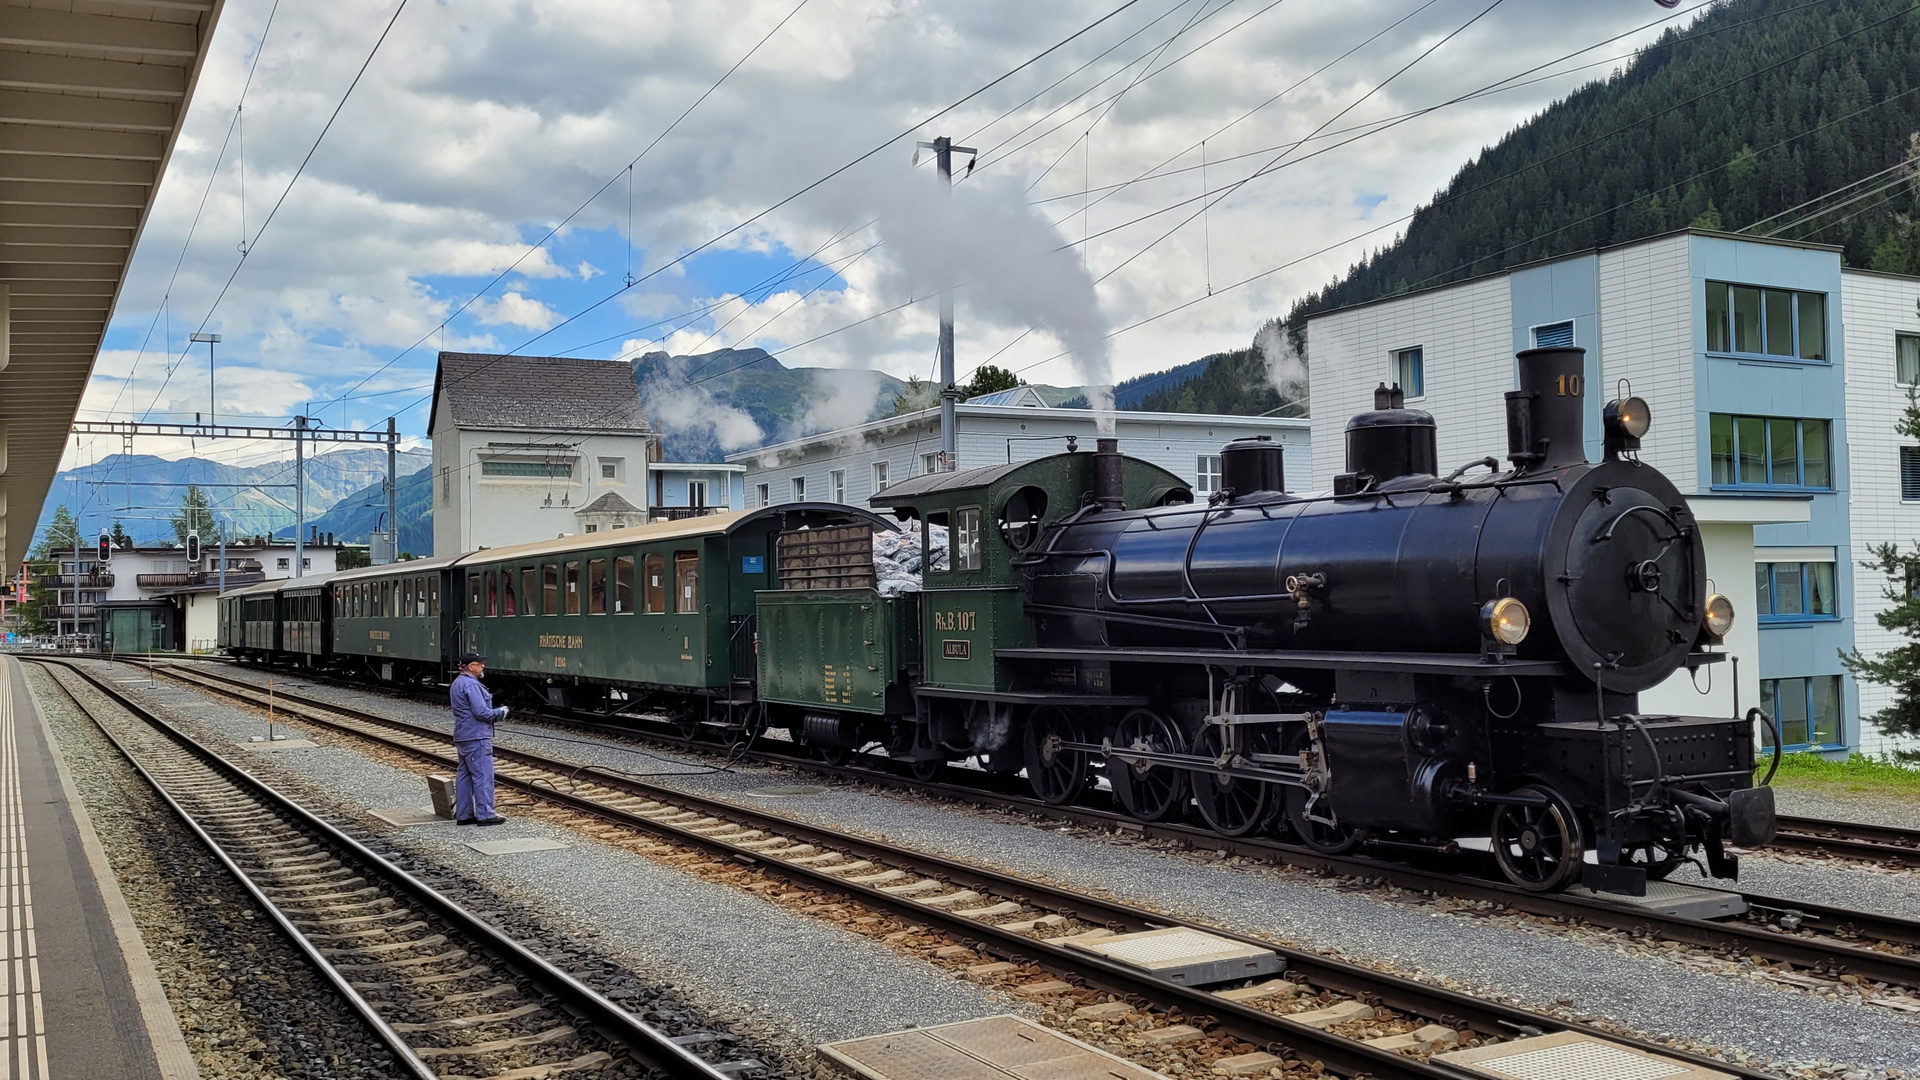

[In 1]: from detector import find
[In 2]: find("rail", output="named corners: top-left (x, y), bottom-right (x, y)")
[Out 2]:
top-left (34, 659), bottom-right (735, 1080)
top-left (132, 658), bottom-right (1782, 1080)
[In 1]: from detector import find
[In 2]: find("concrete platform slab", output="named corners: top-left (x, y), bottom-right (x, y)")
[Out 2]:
top-left (1065, 926), bottom-right (1280, 986)
top-left (819, 1015), bottom-right (1167, 1080)
top-left (1567, 881), bottom-right (1748, 920)
top-left (1436, 1030), bottom-right (1734, 1079)
top-left (369, 807), bottom-right (444, 827)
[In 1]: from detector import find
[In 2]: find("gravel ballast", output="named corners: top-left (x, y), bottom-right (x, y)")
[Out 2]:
top-left (179, 662), bottom-right (1920, 1075)
top-left (96, 662), bottom-right (1017, 1060)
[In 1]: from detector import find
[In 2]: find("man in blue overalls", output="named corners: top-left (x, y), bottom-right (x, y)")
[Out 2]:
top-left (450, 651), bottom-right (508, 825)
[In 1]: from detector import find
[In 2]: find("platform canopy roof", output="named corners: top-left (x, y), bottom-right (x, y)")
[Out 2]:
top-left (1, 0), bottom-right (225, 566)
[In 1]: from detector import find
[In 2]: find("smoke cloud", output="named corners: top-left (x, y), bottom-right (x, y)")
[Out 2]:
top-left (631, 351), bottom-right (765, 453)
top-left (817, 162), bottom-right (1115, 432)
top-left (1253, 317), bottom-right (1309, 413)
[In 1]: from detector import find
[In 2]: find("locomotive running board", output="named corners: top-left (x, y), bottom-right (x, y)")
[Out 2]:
top-left (996, 646), bottom-right (1571, 678)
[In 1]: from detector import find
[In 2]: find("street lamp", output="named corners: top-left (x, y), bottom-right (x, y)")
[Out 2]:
top-left (190, 332), bottom-right (220, 425)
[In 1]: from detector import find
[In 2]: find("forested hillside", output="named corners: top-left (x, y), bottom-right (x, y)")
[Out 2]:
top-left (1282, 0), bottom-right (1920, 339)
top-left (1126, 349), bottom-right (1295, 415)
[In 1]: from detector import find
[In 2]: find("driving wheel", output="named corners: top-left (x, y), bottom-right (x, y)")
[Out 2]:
top-left (1023, 706), bottom-right (1088, 804)
top-left (1188, 723), bottom-right (1274, 836)
top-left (1107, 708), bottom-right (1188, 822)
top-left (1491, 784), bottom-right (1585, 891)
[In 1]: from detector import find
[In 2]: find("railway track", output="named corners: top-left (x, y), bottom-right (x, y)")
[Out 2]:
top-left (149, 658), bottom-right (1920, 993)
top-left (30, 661), bottom-right (743, 1080)
top-left (80, 655), bottom-right (1811, 1079)
top-left (1771, 815), bottom-right (1920, 864)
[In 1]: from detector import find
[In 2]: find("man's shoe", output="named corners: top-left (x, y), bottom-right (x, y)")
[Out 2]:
top-left (455, 818), bottom-right (477, 825)
top-left (476, 817), bottom-right (507, 826)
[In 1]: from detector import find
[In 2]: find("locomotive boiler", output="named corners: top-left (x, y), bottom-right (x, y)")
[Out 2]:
top-left (1014, 346), bottom-right (1773, 893)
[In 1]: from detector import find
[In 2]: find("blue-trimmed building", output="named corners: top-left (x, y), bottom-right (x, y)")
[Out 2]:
top-left (1307, 229), bottom-right (1920, 757)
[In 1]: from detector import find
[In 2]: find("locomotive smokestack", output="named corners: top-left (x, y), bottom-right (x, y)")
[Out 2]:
top-left (1094, 437), bottom-right (1126, 511)
top-left (1510, 346), bottom-right (1589, 470)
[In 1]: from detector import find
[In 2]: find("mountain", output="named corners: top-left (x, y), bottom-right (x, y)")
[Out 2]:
top-left (36, 447), bottom-right (432, 549)
top-left (295, 466), bottom-right (434, 558)
top-left (1124, 349), bottom-right (1298, 416)
top-left (1281, 0), bottom-right (1920, 335)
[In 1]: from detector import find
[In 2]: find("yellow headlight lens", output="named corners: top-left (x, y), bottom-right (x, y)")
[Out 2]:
top-left (1486, 597), bottom-right (1530, 645)
top-left (1613, 396), bottom-right (1652, 439)
top-left (1704, 593), bottom-right (1734, 639)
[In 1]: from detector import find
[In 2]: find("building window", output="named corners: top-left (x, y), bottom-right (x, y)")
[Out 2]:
top-left (1903, 447), bottom-right (1920, 500)
top-left (1195, 455), bottom-right (1222, 495)
top-left (872, 461), bottom-right (890, 492)
top-left (1708, 414), bottom-right (1831, 488)
top-left (1393, 346), bottom-right (1423, 399)
top-left (922, 451), bottom-right (945, 475)
top-left (585, 524), bottom-right (598, 533)
top-left (600, 458), bottom-right (623, 481)
top-left (688, 480), bottom-right (708, 508)
top-left (1705, 281), bottom-right (1825, 361)
top-left (1532, 321), bottom-right (1574, 349)
top-left (277, 558), bottom-right (289, 569)
top-left (481, 458), bottom-right (574, 478)
top-left (829, 469), bottom-right (846, 504)
top-left (756, 482), bottom-right (770, 507)
top-left (441, 466), bottom-right (450, 502)
top-left (791, 476), bottom-right (806, 502)
top-left (955, 507), bottom-right (983, 571)
top-left (1755, 560), bottom-right (1837, 619)
top-left (1898, 333), bottom-right (1920, 386)
top-left (1761, 675), bottom-right (1843, 748)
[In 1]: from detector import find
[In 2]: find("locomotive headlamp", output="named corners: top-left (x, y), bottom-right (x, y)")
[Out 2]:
top-left (1603, 396), bottom-right (1652, 459)
top-left (1703, 593), bottom-right (1735, 642)
top-left (1484, 597), bottom-right (1531, 646)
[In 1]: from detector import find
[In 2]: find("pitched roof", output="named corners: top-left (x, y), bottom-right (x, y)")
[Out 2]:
top-left (576, 491), bottom-right (641, 515)
top-left (965, 385), bottom-right (1047, 407)
top-left (429, 352), bottom-right (647, 433)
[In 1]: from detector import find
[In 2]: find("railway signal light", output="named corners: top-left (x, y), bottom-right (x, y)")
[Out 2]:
top-left (98, 532), bottom-right (112, 563)
top-left (186, 530), bottom-right (202, 565)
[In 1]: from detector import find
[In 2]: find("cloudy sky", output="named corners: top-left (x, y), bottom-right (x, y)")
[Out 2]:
top-left (75, 0), bottom-right (1706, 473)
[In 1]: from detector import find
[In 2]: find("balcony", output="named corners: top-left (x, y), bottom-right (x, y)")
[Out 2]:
top-left (42, 605), bottom-right (98, 620)
top-left (648, 505), bottom-right (728, 522)
top-left (36, 572), bottom-right (113, 589)
top-left (137, 570), bottom-right (267, 590)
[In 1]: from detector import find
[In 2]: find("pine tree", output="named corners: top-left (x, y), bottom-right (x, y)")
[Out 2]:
top-left (171, 485), bottom-right (213, 545)
top-left (961, 364), bottom-right (1023, 399)
top-left (888, 376), bottom-right (939, 416)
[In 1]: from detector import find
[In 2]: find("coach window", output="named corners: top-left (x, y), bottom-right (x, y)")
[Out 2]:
top-left (402, 579), bottom-right (412, 616)
top-left (565, 561), bottom-right (582, 615)
top-left (675, 551), bottom-right (700, 613)
top-left (502, 568), bottom-right (517, 616)
top-left (615, 555), bottom-right (635, 613)
top-left (541, 564), bottom-right (558, 613)
top-left (520, 568), bottom-right (537, 615)
top-left (429, 577), bottom-right (440, 616)
top-left (924, 511), bottom-right (950, 574)
top-left (385, 580), bottom-right (395, 617)
top-left (588, 558), bottom-right (607, 614)
top-left (644, 554), bottom-right (666, 613)
top-left (955, 507), bottom-right (983, 571)
top-left (483, 572), bottom-right (496, 616)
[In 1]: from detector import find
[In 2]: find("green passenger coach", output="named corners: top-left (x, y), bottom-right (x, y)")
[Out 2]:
top-left (329, 554), bottom-right (460, 683)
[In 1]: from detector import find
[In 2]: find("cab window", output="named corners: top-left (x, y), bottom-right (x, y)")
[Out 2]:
top-left (644, 553), bottom-right (666, 613)
top-left (615, 555), bottom-right (635, 613)
top-left (674, 551), bottom-right (700, 613)
top-left (924, 511), bottom-right (950, 574)
top-left (955, 506), bottom-right (983, 571)
top-left (588, 558), bottom-right (607, 614)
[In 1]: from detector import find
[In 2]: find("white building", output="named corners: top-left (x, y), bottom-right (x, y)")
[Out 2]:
top-left (429, 352), bottom-right (653, 557)
top-left (1306, 227), bottom-right (1920, 757)
top-left (48, 536), bottom-right (340, 652)
top-left (728, 389), bottom-right (1311, 509)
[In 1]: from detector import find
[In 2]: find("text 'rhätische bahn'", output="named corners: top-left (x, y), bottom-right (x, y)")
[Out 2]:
top-left (220, 345), bottom-right (1777, 895)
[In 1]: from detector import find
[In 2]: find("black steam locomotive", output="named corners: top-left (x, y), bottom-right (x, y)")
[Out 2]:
top-left (990, 346), bottom-right (1774, 894)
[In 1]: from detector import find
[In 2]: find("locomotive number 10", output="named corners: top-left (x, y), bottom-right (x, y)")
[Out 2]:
top-left (1556, 373), bottom-right (1583, 397)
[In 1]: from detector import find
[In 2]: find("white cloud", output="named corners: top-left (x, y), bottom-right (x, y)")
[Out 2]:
top-left (77, 0), bottom-right (1695, 470)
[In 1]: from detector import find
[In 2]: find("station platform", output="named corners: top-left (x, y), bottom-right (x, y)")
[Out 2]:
top-left (0, 657), bottom-right (197, 1080)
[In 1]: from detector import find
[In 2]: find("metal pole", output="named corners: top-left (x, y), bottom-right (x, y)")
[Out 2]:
top-left (70, 524), bottom-right (79, 649)
top-left (218, 520), bottom-right (226, 596)
top-left (294, 414), bottom-right (306, 579)
top-left (917, 135), bottom-right (974, 473)
top-left (385, 416), bottom-right (397, 563)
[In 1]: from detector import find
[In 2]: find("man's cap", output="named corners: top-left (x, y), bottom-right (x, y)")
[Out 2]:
top-left (459, 652), bottom-right (487, 666)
